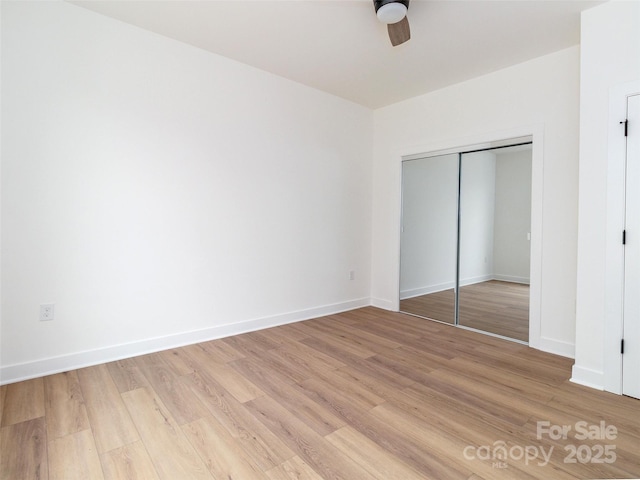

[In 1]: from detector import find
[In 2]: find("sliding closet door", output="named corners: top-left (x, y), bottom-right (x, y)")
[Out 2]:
top-left (400, 153), bottom-right (458, 324)
top-left (458, 146), bottom-right (532, 341)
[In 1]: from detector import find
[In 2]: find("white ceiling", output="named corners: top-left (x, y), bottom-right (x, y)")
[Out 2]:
top-left (71, 0), bottom-right (602, 109)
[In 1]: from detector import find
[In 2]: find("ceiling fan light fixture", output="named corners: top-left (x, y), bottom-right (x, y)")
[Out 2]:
top-left (376, 2), bottom-right (407, 24)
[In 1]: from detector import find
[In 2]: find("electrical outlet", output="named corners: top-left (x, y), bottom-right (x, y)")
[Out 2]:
top-left (349, 270), bottom-right (355, 281)
top-left (40, 304), bottom-right (55, 322)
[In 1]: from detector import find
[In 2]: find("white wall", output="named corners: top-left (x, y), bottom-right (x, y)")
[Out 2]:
top-left (493, 149), bottom-right (532, 283)
top-left (371, 46), bottom-right (580, 357)
top-left (573, 0), bottom-right (640, 390)
top-left (0, 1), bottom-right (373, 383)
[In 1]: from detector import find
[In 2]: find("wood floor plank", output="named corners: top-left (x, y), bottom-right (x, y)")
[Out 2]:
top-left (226, 338), bottom-right (314, 385)
top-left (301, 321), bottom-right (392, 357)
top-left (133, 353), bottom-right (210, 425)
top-left (300, 337), bottom-right (414, 390)
top-left (549, 385), bottom-right (640, 434)
top-left (44, 371), bottom-right (90, 439)
top-left (158, 348), bottom-right (200, 376)
top-left (320, 311), bottom-right (361, 325)
top-left (265, 456), bottom-right (324, 480)
top-left (231, 358), bottom-right (346, 436)
top-left (367, 309), bottom-right (444, 333)
top-left (370, 402), bottom-right (549, 480)
top-left (393, 383), bottom-right (528, 449)
top-left (0, 417), bottom-right (48, 480)
top-left (308, 315), bottom-right (403, 351)
top-left (365, 352), bottom-right (435, 385)
top-left (349, 318), bottom-right (424, 344)
top-left (403, 377), bottom-right (531, 428)
top-left (106, 358), bottom-right (150, 393)
top-left (181, 343), bottom-right (264, 403)
top-left (331, 364), bottom-right (413, 402)
top-left (199, 338), bottom-right (246, 363)
top-left (342, 307), bottom-right (392, 323)
top-left (459, 346), bottom-right (569, 386)
top-left (298, 376), bottom-right (383, 414)
top-left (182, 416), bottom-right (270, 479)
top-left (100, 441), bottom-right (160, 480)
top-left (182, 369), bottom-right (293, 471)
top-left (245, 394), bottom-right (374, 480)
top-left (244, 348), bottom-right (314, 385)
top-left (221, 332), bottom-right (281, 359)
top-left (426, 368), bottom-right (547, 426)
top-left (248, 327), bottom-right (295, 348)
top-left (439, 356), bottom-right (558, 403)
top-left (299, 369), bottom-right (386, 410)
top-left (298, 328), bottom-right (375, 359)
top-left (77, 364), bottom-right (140, 453)
top-left (263, 323), bottom-right (310, 342)
top-left (1, 378), bottom-right (45, 427)
top-left (326, 426), bottom-right (428, 480)
top-left (295, 370), bottom-right (472, 480)
top-left (121, 387), bottom-right (213, 480)
top-left (48, 429), bottom-right (103, 480)
top-left (0, 386), bottom-right (6, 424)
top-left (266, 342), bottom-right (345, 380)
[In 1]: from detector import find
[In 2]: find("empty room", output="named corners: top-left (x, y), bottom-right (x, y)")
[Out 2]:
top-left (1, 1), bottom-right (639, 479)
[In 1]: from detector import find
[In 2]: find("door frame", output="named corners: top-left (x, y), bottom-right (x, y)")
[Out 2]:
top-left (604, 81), bottom-right (640, 394)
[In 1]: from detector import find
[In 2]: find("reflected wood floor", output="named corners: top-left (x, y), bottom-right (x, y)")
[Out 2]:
top-left (400, 280), bottom-right (529, 342)
top-left (2, 307), bottom-right (639, 480)
top-left (400, 288), bottom-right (456, 324)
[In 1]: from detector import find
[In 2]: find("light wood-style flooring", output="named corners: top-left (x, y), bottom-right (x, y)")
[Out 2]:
top-left (1, 307), bottom-right (639, 480)
top-left (400, 280), bottom-right (529, 341)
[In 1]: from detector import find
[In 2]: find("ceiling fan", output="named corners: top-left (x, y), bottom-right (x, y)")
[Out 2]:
top-left (374, 0), bottom-right (410, 46)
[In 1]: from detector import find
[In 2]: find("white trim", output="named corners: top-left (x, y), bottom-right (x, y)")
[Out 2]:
top-left (394, 125), bottom-right (544, 351)
top-left (370, 297), bottom-right (396, 310)
top-left (571, 365), bottom-right (605, 391)
top-left (492, 274), bottom-right (530, 285)
top-left (0, 297), bottom-right (370, 385)
top-left (603, 81), bottom-right (640, 395)
top-left (538, 336), bottom-right (575, 359)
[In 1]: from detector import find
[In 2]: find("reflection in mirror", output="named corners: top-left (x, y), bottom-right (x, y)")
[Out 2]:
top-left (399, 153), bottom-right (458, 324)
top-left (458, 145), bottom-right (532, 341)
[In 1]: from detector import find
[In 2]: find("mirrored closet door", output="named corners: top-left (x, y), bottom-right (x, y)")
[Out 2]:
top-left (399, 141), bottom-right (532, 342)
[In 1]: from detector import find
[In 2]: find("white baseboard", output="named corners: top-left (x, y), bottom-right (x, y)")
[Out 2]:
top-left (570, 364), bottom-right (605, 391)
top-left (492, 274), bottom-right (530, 284)
top-left (0, 297), bottom-right (371, 385)
top-left (538, 336), bottom-right (575, 358)
top-left (370, 297), bottom-right (396, 311)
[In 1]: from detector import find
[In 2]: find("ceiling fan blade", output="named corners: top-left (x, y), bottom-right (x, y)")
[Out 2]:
top-left (387, 16), bottom-right (410, 46)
